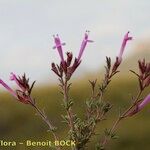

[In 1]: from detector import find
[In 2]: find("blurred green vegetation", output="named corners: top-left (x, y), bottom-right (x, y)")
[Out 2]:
top-left (0, 74), bottom-right (150, 150)
top-left (0, 49), bottom-right (150, 150)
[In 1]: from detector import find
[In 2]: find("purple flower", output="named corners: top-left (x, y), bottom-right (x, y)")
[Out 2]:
top-left (0, 73), bottom-right (34, 104)
top-left (118, 31), bottom-right (132, 63)
top-left (77, 31), bottom-right (93, 62)
top-left (138, 94), bottom-right (150, 111)
top-left (127, 94), bottom-right (150, 117)
top-left (10, 72), bottom-right (25, 91)
top-left (0, 79), bottom-right (17, 98)
top-left (10, 72), bottom-right (30, 92)
top-left (53, 35), bottom-right (66, 63)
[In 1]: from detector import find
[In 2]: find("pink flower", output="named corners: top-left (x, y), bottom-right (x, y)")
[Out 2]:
top-left (53, 35), bottom-right (66, 63)
top-left (77, 31), bottom-right (93, 62)
top-left (10, 72), bottom-right (25, 92)
top-left (0, 73), bottom-right (33, 104)
top-left (127, 94), bottom-right (150, 117)
top-left (0, 79), bottom-right (17, 98)
top-left (138, 94), bottom-right (150, 111)
top-left (10, 72), bottom-right (30, 92)
top-left (118, 31), bottom-right (132, 63)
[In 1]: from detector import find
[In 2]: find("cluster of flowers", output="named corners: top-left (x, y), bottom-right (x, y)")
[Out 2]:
top-left (0, 31), bottom-right (149, 150)
top-left (0, 31), bottom-right (149, 116)
top-left (0, 73), bottom-right (35, 105)
top-left (51, 31), bottom-right (93, 80)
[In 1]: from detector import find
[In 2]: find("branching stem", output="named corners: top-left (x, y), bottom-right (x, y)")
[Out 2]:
top-left (101, 90), bottom-right (142, 148)
top-left (29, 97), bottom-right (61, 150)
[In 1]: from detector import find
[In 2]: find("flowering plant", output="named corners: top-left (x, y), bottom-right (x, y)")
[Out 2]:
top-left (0, 31), bottom-right (150, 150)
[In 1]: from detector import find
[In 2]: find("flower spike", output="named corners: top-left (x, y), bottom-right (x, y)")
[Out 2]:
top-left (77, 31), bottom-right (93, 62)
top-left (118, 31), bottom-right (132, 63)
top-left (10, 72), bottom-right (24, 91)
top-left (0, 73), bottom-right (35, 104)
top-left (53, 35), bottom-right (66, 63)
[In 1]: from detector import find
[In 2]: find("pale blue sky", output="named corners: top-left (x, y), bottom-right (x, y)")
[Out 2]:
top-left (0, 0), bottom-right (150, 86)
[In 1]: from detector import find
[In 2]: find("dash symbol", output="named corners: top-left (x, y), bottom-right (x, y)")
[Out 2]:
top-left (19, 142), bottom-right (24, 145)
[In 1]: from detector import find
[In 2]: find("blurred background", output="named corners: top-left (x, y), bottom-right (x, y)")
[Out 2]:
top-left (0, 0), bottom-right (150, 149)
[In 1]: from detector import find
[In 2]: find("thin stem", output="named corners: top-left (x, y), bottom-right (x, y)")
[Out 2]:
top-left (101, 90), bottom-right (142, 148)
top-left (61, 78), bottom-right (76, 150)
top-left (29, 98), bottom-right (60, 150)
top-left (84, 65), bottom-right (115, 147)
top-left (63, 78), bottom-right (75, 131)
